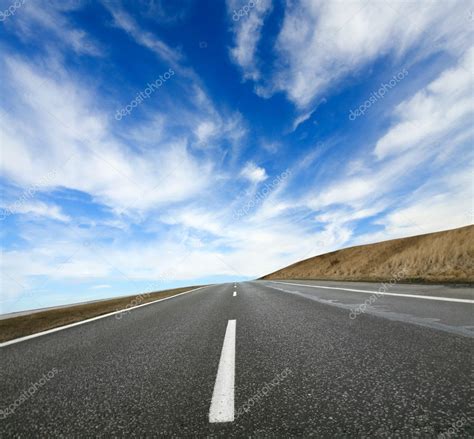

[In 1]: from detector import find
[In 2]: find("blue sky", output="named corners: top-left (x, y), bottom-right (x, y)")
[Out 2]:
top-left (1, 0), bottom-right (473, 314)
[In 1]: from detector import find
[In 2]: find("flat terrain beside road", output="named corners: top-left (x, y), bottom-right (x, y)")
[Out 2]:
top-left (0, 285), bottom-right (202, 343)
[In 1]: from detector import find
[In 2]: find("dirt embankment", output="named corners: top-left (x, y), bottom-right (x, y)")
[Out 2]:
top-left (261, 225), bottom-right (474, 284)
top-left (0, 285), bottom-right (203, 343)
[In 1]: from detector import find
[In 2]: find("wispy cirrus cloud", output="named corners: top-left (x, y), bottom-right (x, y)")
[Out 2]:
top-left (374, 47), bottom-right (474, 160)
top-left (231, 0), bottom-right (472, 113)
top-left (7, 0), bottom-right (102, 56)
top-left (1, 201), bottom-right (70, 223)
top-left (0, 55), bottom-right (214, 214)
top-left (227, 0), bottom-right (273, 81)
top-left (103, 3), bottom-right (182, 65)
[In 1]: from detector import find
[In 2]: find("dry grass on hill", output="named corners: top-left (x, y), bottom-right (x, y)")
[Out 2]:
top-left (261, 225), bottom-right (474, 284)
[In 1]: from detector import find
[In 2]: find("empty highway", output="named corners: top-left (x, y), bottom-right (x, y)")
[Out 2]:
top-left (1, 280), bottom-right (472, 437)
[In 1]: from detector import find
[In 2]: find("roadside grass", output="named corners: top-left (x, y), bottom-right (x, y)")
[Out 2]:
top-left (262, 225), bottom-right (474, 284)
top-left (0, 286), bottom-right (202, 343)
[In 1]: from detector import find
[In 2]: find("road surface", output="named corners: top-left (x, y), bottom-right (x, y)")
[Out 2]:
top-left (1, 280), bottom-right (472, 437)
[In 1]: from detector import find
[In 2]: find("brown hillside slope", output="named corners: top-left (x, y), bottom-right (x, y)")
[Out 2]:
top-left (261, 225), bottom-right (474, 283)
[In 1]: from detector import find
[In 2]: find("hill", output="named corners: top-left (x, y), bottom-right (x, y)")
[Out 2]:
top-left (261, 225), bottom-right (474, 283)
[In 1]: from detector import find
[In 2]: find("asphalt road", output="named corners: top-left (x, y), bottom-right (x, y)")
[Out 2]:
top-left (1, 280), bottom-right (473, 437)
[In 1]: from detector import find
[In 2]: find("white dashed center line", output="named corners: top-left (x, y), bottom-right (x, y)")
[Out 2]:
top-left (233, 291), bottom-right (237, 297)
top-left (209, 320), bottom-right (236, 423)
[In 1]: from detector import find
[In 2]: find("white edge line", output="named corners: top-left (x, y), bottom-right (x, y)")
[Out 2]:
top-left (0, 286), bottom-right (208, 348)
top-left (209, 319), bottom-right (236, 423)
top-left (265, 281), bottom-right (474, 304)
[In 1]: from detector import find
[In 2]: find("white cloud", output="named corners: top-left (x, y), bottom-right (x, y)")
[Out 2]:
top-left (260, 140), bottom-right (280, 153)
top-left (304, 47), bottom-right (474, 213)
top-left (0, 213), bottom-right (354, 302)
top-left (137, 0), bottom-right (193, 25)
top-left (240, 161), bottom-right (268, 183)
top-left (0, 56), bottom-right (214, 214)
top-left (291, 109), bottom-right (315, 132)
top-left (6, 201), bottom-right (70, 223)
top-left (187, 91), bottom-right (247, 152)
top-left (357, 166), bottom-right (473, 243)
top-left (9, 1), bottom-right (102, 56)
top-left (104, 4), bottom-right (181, 65)
top-left (227, 0), bottom-right (273, 81)
top-left (240, 0), bottom-right (472, 111)
top-left (195, 120), bottom-right (218, 145)
top-left (100, 5), bottom-right (248, 157)
top-left (161, 208), bottom-right (225, 236)
top-left (314, 206), bottom-right (384, 225)
top-left (374, 47), bottom-right (474, 159)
